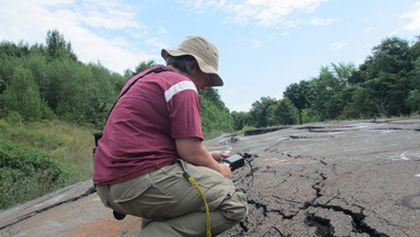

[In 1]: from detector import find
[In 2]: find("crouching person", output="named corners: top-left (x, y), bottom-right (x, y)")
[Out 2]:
top-left (93, 35), bottom-right (248, 236)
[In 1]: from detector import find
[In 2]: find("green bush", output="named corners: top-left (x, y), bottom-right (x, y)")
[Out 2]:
top-left (5, 111), bottom-right (23, 126)
top-left (1, 66), bottom-right (52, 122)
top-left (0, 139), bottom-right (71, 209)
top-left (200, 88), bottom-right (233, 135)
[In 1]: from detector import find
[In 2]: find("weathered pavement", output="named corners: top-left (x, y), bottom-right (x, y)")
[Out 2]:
top-left (1, 120), bottom-right (420, 237)
top-left (0, 180), bottom-right (141, 237)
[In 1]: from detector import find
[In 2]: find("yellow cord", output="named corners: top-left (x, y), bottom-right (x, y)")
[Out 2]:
top-left (187, 176), bottom-right (212, 237)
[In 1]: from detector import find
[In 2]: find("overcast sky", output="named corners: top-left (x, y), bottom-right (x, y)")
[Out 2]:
top-left (1, 0), bottom-right (419, 112)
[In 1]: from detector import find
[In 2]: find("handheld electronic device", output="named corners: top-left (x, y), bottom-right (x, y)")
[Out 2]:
top-left (221, 154), bottom-right (245, 171)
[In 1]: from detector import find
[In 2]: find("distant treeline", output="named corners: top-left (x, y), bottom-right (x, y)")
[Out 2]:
top-left (232, 36), bottom-right (420, 130)
top-left (0, 30), bottom-right (419, 133)
top-left (0, 30), bottom-right (233, 134)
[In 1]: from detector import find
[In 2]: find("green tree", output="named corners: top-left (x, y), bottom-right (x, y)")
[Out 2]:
top-left (1, 66), bottom-right (51, 121)
top-left (22, 51), bottom-right (49, 99)
top-left (121, 60), bottom-right (157, 90)
top-left (0, 41), bottom-right (30, 58)
top-left (231, 111), bottom-right (250, 131)
top-left (348, 86), bottom-right (380, 119)
top-left (200, 88), bottom-right (225, 108)
top-left (331, 62), bottom-right (357, 82)
top-left (249, 97), bottom-right (277, 127)
top-left (134, 60), bottom-right (157, 73)
top-left (200, 88), bottom-right (233, 134)
top-left (407, 89), bottom-right (420, 112)
top-left (364, 37), bottom-right (412, 77)
top-left (43, 58), bottom-right (90, 122)
top-left (315, 64), bottom-right (355, 120)
top-left (272, 98), bottom-right (298, 125)
top-left (353, 37), bottom-right (413, 116)
top-left (284, 81), bottom-right (309, 124)
top-left (406, 36), bottom-right (420, 113)
top-left (87, 63), bottom-right (122, 126)
top-left (45, 29), bottom-right (77, 60)
top-left (0, 42), bottom-right (21, 94)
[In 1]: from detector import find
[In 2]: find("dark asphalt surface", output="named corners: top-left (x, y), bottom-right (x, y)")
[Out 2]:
top-left (1, 119), bottom-right (419, 237)
top-left (207, 120), bottom-right (420, 237)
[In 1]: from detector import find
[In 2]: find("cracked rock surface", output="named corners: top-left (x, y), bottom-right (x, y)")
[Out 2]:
top-left (1, 120), bottom-right (420, 237)
top-left (207, 120), bottom-right (420, 237)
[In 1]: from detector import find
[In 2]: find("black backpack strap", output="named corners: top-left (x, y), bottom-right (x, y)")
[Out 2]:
top-left (93, 66), bottom-right (172, 155)
top-left (104, 66), bottom-right (172, 124)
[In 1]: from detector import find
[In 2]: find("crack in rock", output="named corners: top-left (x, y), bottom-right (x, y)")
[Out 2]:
top-left (304, 213), bottom-right (335, 237)
top-left (303, 171), bottom-right (390, 237)
top-left (368, 209), bottom-right (409, 237)
top-left (228, 149), bottom-right (406, 237)
top-left (234, 198), bottom-right (298, 236)
top-left (247, 199), bottom-right (297, 220)
top-left (305, 203), bottom-right (390, 237)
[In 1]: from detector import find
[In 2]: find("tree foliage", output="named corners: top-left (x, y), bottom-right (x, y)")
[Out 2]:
top-left (1, 66), bottom-right (52, 121)
top-left (0, 32), bottom-right (123, 127)
top-left (231, 111), bottom-right (250, 131)
top-left (0, 31), bottom-right (418, 132)
top-left (200, 88), bottom-right (233, 134)
top-left (352, 37), bottom-right (414, 117)
top-left (232, 36), bottom-right (420, 129)
top-left (235, 96), bottom-right (298, 130)
top-left (273, 98), bottom-right (298, 125)
top-left (124, 59), bottom-right (157, 79)
top-left (46, 29), bottom-right (77, 60)
top-left (249, 97), bottom-right (278, 127)
top-left (284, 81), bottom-right (309, 124)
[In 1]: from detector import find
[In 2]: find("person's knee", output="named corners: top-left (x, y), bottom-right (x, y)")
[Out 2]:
top-left (235, 192), bottom-right (249, 221)
top-left (221, 191), bottom-right (248, 222)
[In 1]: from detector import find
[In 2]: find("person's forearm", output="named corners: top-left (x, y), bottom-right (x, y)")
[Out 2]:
top-left (179, 143), bottom-right (221, 172)
top-left (176, 138), bottom-right (232, 178)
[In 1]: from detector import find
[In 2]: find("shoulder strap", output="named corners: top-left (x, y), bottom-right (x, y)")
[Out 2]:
top-left (104, 66), bottom-right (172, 124)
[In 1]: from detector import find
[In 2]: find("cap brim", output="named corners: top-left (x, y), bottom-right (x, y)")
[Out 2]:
top-left (161, 49), bottom-right (224, 87)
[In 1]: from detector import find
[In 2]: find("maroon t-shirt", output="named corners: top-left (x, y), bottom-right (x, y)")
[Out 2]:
top-left (93, 66), bottom-right (203, 184)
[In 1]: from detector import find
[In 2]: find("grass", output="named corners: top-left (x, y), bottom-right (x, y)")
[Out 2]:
top-left (0, 119), bottom-right (95, 209)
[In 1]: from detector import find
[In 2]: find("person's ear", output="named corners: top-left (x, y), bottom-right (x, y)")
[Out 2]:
top-left (192, 61), bottom-right (199, 74)
top-left (185, 60), bottom-right (198, 75)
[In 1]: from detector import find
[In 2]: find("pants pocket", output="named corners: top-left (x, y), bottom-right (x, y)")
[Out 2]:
top-left (111, 175), bottom-right (153, 203)
top-left (111, 174), bottom-right (178, 219)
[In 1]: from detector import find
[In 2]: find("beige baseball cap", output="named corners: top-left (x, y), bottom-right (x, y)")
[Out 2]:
top-left (161, 35), bottom-right (224, 87)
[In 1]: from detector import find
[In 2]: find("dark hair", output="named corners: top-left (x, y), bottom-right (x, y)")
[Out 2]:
top-left (165, 55), bottom-right (199, 75)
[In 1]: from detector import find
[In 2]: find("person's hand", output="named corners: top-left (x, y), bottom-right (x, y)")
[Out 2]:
top-left (218, 163), bottom-right (232, 179)
top-left (210, 151), bottom-right (229, 162)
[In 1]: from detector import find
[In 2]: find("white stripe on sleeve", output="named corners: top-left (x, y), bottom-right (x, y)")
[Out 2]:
top-left (164, 81), bottom-right (198, 102)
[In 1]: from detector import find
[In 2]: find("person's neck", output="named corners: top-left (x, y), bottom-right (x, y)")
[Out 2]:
top-left (167, 65), bottom-right (205, 90)
top-left (168, 66), bottom-right (192, 79)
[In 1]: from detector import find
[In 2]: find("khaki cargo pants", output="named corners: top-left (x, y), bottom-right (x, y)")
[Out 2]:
top-left (96, 160), bottom-right (248, 236)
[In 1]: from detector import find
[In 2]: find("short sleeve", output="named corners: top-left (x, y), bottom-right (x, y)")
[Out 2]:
top-left (165, 81), bottom-right (203, 140)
